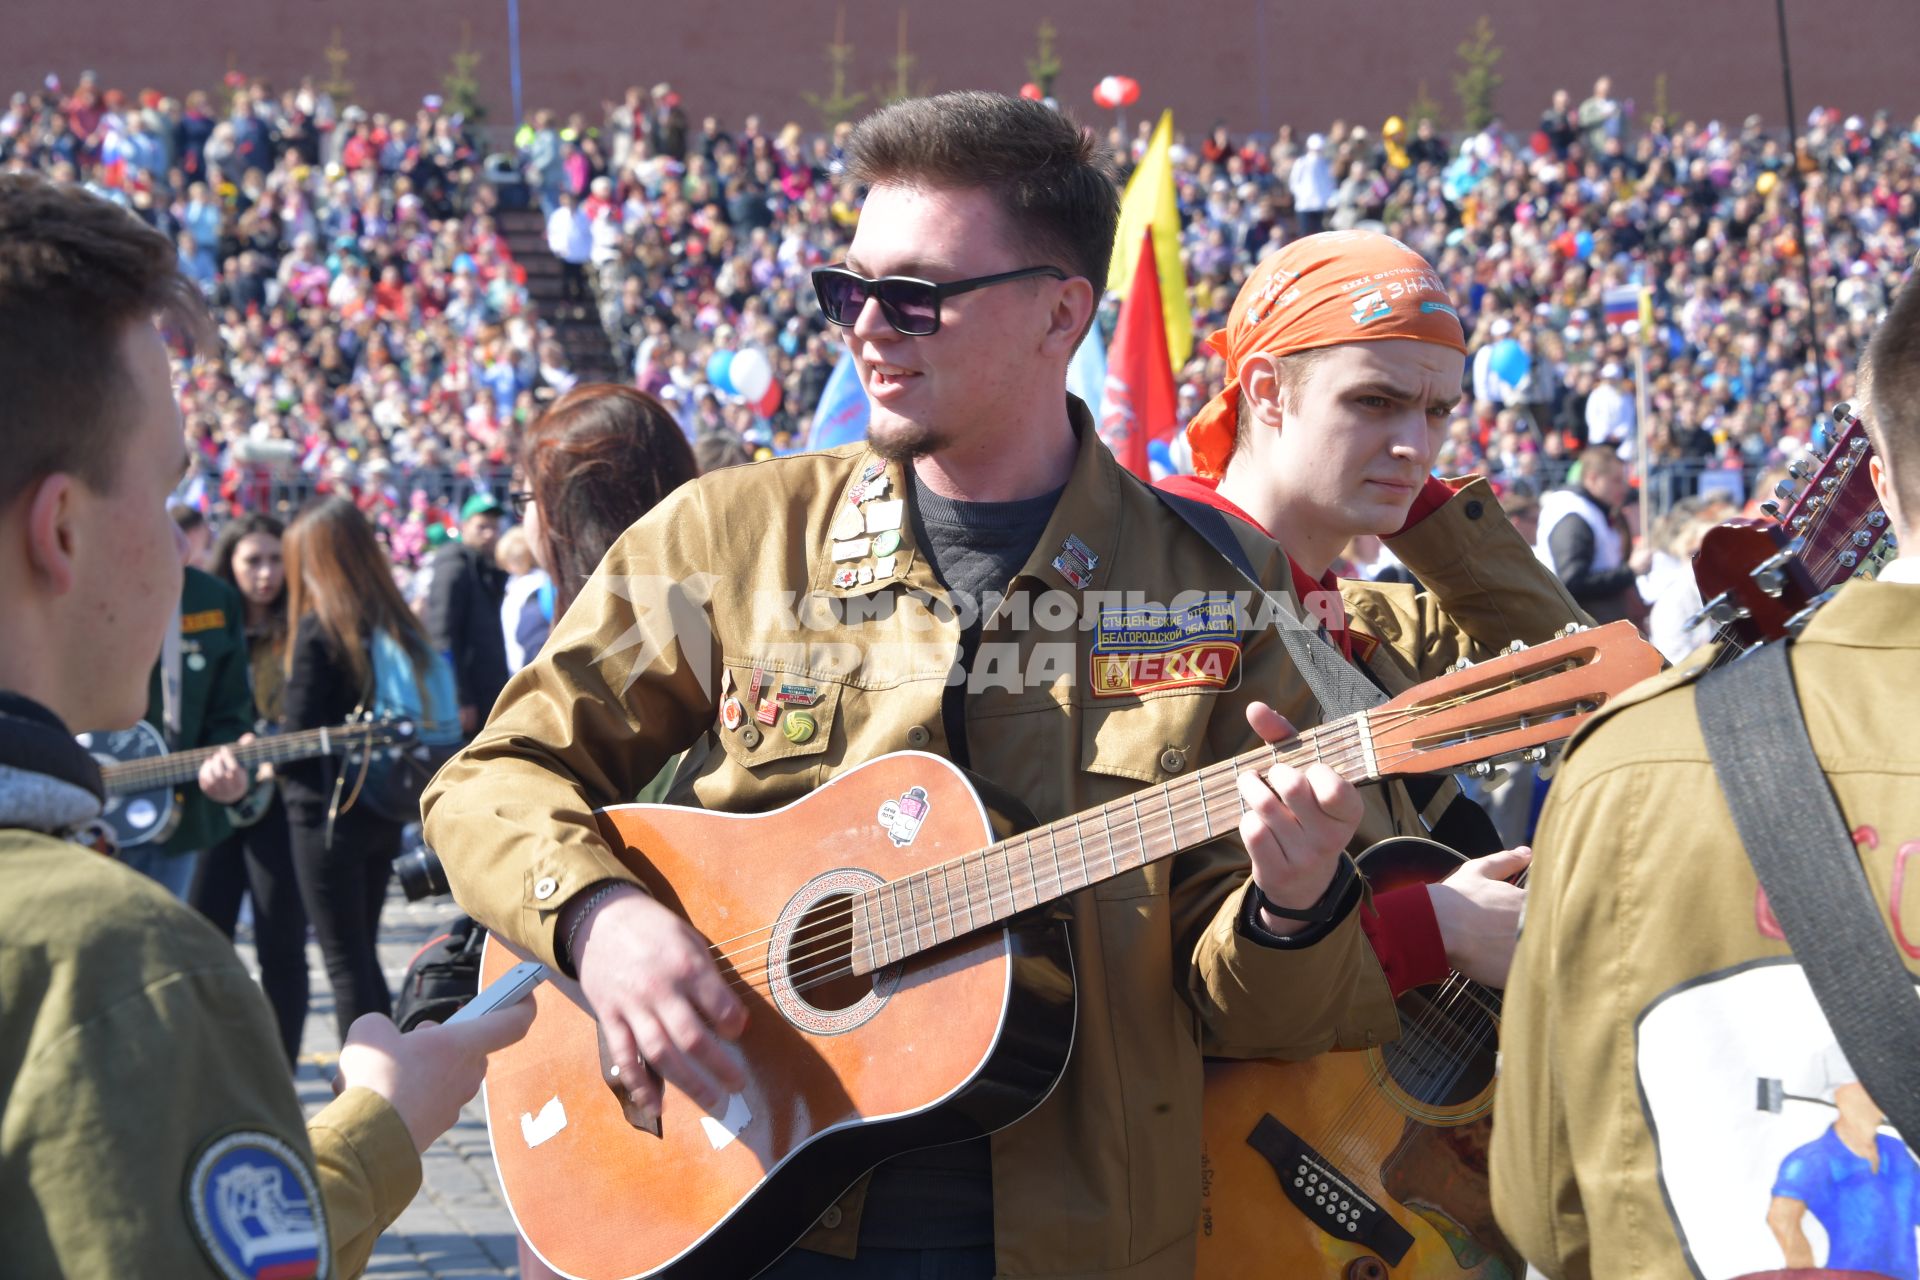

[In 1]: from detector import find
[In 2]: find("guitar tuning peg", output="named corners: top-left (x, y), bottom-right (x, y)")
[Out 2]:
top-left (1850, 436), bottom-right (1869, 454)
top-left (1775, 480), bottom-right (1798, 501)
top-left (1501, 639), bottom-right (1531, 656)
top-left (1868, 511), bottom-right (1889, 529)
top-left (1854, 530), bottom-right (1875, 548)
top-left (1787, 458), bottom-right (1813, 480)
top-left (1833, 402), bottom-right (1852, 423)
top-left (1526, 746), bottom-right (1550, 763)
top-left (1759, 500), bottom-right (1783, 520)
top-left (1467, 761), bottom-right (1495, 778)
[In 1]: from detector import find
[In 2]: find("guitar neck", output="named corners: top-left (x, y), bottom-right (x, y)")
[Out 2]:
top-left (850, 716), bottom-right (1376, 973)
top-left (98, 724), bottom-right (375, 794)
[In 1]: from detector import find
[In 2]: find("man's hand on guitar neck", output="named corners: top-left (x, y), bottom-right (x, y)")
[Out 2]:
top-left (566, 884), bottom-right (749, 1128)
top-left (1237, 704), bottom-right (1367, 935)
top-left (1426, 847), bottom-right (1531, 986)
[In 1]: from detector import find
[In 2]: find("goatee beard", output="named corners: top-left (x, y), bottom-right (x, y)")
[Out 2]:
top-left (866, 417), bottom-right (945, 463)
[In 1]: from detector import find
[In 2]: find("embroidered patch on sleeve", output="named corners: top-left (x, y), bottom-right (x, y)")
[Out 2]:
top-left (184, 1129), bottom-right (328, 1280)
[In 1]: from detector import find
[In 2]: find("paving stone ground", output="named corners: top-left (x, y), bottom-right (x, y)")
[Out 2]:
top-left (240, 886), bottom-right (520, 1279)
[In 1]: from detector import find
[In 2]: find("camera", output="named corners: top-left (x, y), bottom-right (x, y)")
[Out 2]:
top-left (396, 844), bottom-right (452, 901)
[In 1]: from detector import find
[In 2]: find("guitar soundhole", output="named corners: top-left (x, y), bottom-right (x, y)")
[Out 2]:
top-left (1380, 982), bottom-right (1499, 1110)
top-left (789, 893), bottom-right (869, 1013)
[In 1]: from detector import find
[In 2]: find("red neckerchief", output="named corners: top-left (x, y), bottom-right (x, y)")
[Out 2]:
top-left (1157, 472), bottom-right (1457, 662)
top-left (1156, 474), bottom-right (1356, 657)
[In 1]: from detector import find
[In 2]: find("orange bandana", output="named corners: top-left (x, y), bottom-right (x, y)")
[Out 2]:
top-left (1185, 230), bottom-right (1467, 478)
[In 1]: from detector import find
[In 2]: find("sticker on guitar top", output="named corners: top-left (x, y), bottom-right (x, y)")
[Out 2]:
top-left (699, 1093), bottom-right (753, 1151)
top-left (877, 786), bottom-right (931, 847)
top-left (521, 1096), bottom-right (567, 1148)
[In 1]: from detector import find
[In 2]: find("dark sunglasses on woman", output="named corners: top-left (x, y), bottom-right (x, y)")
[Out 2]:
top-left (810, 264), bottom-right (1071, 337)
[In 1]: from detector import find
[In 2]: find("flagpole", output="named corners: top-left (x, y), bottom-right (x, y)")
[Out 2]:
top-left (1634, 337), bottom-right (1651, 514)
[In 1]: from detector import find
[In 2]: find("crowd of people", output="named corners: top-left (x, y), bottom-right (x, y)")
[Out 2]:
top-left (6, 70), bottom-right (1916, 581)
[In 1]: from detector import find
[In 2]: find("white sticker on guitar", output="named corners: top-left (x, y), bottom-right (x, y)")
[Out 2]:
top-left (700, 1093), bottom-right (752, 1150)
top-left (521, 1096), bottom-right (567, 1148)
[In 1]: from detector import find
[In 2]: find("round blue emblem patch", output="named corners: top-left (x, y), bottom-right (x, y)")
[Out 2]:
top-left (184, 1130), bottom-right (328, 1280)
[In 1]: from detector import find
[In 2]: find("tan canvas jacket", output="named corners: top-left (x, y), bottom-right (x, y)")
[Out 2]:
top-left (0, 830), bottom-right (420, 1278)
top-left (427, 404), bottom-right (1411, 1278)
top-left (1492, 579), bottom-right (1920, 1279)
top-left (1343, 476), bottom-right (1593, 838)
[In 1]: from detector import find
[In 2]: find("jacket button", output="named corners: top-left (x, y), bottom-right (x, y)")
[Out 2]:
top-left (905, 725), bottom-right (932, 748)
top-left (1159, 748), bottom-right (1187, 774)
top-left (1464, 499), bottom-right (1484, 520)
top-left (534, 876), bottom-right (559, 901)
top-left (742, 724), bottom-right (763, 749)
top-left (820, 1206), bottom-right (844, 1229)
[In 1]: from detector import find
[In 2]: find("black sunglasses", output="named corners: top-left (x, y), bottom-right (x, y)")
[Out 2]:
top-left (811, 264), bottom-right (1071, 336)
top-left (508, 489), bottom-right (535, 516)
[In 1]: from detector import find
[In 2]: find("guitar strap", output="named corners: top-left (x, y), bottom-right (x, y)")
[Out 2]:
top-left (1695, 639), bottom-right (1920, 1147)
top-left (1149, 486), bottom-right (1501, 850)
top-left (1146, 486), bottom-right (1386, 719)
top-left (160, 602), bottom-right (184, 746)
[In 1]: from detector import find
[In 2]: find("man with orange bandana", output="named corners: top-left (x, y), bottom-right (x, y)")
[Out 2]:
top-left (1160, 229), bottom-right (1593, 994)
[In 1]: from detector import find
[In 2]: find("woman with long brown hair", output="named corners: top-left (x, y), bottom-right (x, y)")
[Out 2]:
top-left (189, 512), bottom-right (310, 1066)
top-left (517, 383), bottom-right (699, 616)
top-left (279, 497), bottom-right (440, 1038)
top-left (507, 383), bottom-right (698, 1280)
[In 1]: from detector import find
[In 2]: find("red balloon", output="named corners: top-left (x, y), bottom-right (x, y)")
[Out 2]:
top-left (1093, 75), bottom-right (1141, 110)
top-left (752, 382), bottom-right (782, 418)
top-left (1020, 82), bottom-right (1043, 101)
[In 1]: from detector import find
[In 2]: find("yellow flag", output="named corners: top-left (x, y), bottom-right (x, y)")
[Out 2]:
top-left (1638, 286), bottom-right (1655, 346)
top-left (1106, 109), bottom-right (1193, 370)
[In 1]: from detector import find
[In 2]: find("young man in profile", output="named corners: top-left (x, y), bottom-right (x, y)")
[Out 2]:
top-left (0, 173), bottom-right (532, 1278)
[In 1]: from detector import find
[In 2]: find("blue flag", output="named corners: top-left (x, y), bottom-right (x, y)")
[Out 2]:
top-left (1067, 317), bottom-right (1108, 413)
top-left (805, 350), bottom-right (870, 452)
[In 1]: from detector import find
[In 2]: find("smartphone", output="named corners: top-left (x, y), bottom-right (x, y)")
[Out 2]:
top-left (446, 960), bottom-right (547, 1024)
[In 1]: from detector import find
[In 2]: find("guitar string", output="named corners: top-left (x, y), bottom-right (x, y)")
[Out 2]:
top-left (1341, 865), bottom-right (1530, 1167)
top-left (720, 722), bottom-right (1380, 993)
top-left (741, 735), bottom-right (1544, 999)
top-left (726, 712), bottom-right (1565, 997)
top-left (694, 659), bottom-right (1587, 978)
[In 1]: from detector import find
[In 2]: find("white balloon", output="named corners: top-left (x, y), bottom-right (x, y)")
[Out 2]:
top-left (729, 348), bottom-right (773, 401)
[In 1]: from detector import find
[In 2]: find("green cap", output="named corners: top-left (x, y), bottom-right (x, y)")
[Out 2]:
top-left (461, 492), bottom-right (504, 520)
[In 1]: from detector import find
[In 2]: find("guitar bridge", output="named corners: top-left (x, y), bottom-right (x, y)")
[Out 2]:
top-left (1246, 1114), bottom-right (1414, 1265)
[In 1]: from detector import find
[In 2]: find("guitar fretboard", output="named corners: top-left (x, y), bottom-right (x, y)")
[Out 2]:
top-left (849, 714), bottom-right (1380, 973)
top-left (99, 724), bottom-right (387, 794)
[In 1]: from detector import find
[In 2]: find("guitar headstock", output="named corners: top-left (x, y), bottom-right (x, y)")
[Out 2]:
top-left (1365, 620), bottom-right (1664, 778)
top-left (1692, 403), bottom-right (1894, 646)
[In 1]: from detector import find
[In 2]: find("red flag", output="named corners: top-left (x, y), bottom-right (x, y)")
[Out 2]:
top-left (1097, 231), bottom-right (1178, 479)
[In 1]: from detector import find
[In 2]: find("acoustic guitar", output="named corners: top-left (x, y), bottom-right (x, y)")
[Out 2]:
top-left (1691, 402), bottom-right (1896, 659)
top-left (477, 621), bottom-right (1661, 1280)
top-left (1198, 838), bottom-right (1519, 1280)
top-left (79, 717), bottom-right (413, 848)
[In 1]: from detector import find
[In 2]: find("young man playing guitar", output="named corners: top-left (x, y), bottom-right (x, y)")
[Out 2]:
top-left (425, 93), bottom-right (1401, 1279)
top-left (0, 173), bottom-right (533, 1277)
top-left (1161, 231), bottom-right (1591, 994)
top-left (1490, 277), bottom-right (1920, 1272)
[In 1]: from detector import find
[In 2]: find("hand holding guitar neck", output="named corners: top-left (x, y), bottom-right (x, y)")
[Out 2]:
top-left (1237, 704), bottom-right (1365, 930)
top-left (196, 731), bottom-right (255, 805)
top-left (569, 883), bottom-right (749, 1129)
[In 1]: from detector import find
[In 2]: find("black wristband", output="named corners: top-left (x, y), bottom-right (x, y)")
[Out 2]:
top-left (1252, 855), bottom-right (1359, 925)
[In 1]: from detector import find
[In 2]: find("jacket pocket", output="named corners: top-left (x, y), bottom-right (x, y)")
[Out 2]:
top-left (713, 660), bottom-right (842, 771)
